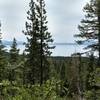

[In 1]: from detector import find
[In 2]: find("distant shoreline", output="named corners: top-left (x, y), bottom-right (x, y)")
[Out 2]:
top-left (2, 40), bottom-right (89, 46)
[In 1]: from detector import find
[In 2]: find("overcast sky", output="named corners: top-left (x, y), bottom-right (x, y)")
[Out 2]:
top-left (0, 0), bottom-right (88, 43)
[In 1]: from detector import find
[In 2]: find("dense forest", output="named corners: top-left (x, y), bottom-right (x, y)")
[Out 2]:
top-left (0, 0), bottom-right (100, 100)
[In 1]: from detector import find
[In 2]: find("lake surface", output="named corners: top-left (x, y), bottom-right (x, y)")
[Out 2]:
top-left (6, 44), bottom-right (87, 56)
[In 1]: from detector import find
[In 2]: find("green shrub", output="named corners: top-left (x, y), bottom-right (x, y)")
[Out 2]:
top-left (0, 79), bottom-right (69, 100)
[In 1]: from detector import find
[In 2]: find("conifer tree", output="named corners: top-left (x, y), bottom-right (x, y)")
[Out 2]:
top-left (75, 0), bottom-right (100, 65)
top-left (9, 38), bottom-right (19, 64)
top-left (8, 38), bottom-right (19, 82)
top-left (36, 0), bottom-right (54, 85)
top-left (23, 0), bottom-right (40, 84)
top-left (23, 0), bottom-right (54, 85)
top-left (0, 23), bottom-right (7, 81)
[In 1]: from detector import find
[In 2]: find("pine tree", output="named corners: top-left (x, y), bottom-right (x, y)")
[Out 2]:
top-left (23, 0), bottom-right (54, 85)
top-left (9, 38), bottom-right (19, 64)
top-left (36, 0), bottom-right (55, 85)
top-left (0, 23), bottom-right (7, 81)
top-left (23, 0), bottom-right (40, 84)
top-left (8, 38), bottom-right (19, 82)
top-left (75, 0), bottom-right (100, 65)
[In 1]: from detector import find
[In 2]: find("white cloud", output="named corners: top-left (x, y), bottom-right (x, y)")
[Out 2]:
top-left (0, 0), bottom-right (28, 41)
top-left (0, 0), bottom-right (89, 43)
top-left (46, 0), bottom-right (88, 42)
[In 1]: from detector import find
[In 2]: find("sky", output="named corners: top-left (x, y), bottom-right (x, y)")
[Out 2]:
top-left (0, 0), bottom-right (88, 43)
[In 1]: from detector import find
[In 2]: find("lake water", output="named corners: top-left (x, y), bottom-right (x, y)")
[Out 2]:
top-left (6, 44), bottom-right (87, 56)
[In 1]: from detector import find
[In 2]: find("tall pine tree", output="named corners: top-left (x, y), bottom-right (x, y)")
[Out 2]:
top-left (23, 0), bottom-right (40, 84)
top-left (23, 0), bottom-right (54, 85)
top-left (75, 0), bottom-right (100, 65)
top-left (36, 0), bottom-right (54, 85)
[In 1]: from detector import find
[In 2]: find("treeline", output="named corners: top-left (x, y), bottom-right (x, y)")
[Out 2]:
top-left (0, 0), bottom-right (100, 100)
